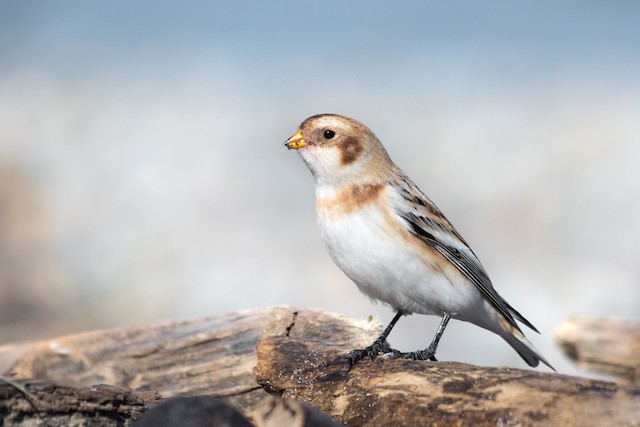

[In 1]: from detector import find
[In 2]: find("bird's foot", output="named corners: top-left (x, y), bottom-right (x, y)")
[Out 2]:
top-left (388, 348), bottom-right (438, 361)
top-left (346, 339), bottom-right (393, 365)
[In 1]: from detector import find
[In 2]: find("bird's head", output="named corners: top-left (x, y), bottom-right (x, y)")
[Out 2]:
top-left (284, 114), bottom-right (394, 186)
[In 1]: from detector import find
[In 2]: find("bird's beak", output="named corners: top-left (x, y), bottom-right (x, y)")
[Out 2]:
top-left (284, 130), bottom-right (306, 150)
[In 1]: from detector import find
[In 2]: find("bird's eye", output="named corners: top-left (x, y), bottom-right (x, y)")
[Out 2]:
top-left (323, 129), bottom-right (335, 139)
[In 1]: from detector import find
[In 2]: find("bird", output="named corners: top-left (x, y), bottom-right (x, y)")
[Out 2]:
top-left (284, 113), bottom-right (554, 370)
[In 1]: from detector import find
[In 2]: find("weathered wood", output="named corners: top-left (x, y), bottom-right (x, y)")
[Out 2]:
top-left (555, 316), bottom-right (640, 386)
top-left (254, 310), bottom-right (640, 427)
top-left (3, 308), bottom-right (640, 426)
top-left (0, 306), bottom-right (305, 412)
top-left (0, 379), bottom-right (159, 426)
top-left (0, 307), bottom-right (379, 425)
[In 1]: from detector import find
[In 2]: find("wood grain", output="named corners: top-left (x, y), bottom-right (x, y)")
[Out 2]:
top-left (2, 308), bottom-right (639, 426)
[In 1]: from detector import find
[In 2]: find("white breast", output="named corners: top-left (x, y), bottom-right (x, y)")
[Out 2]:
top-left (314, 186), bottom-right (481, 317)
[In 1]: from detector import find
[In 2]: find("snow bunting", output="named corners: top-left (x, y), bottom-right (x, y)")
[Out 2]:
top-left (284, 114), bottom-right (554, 370)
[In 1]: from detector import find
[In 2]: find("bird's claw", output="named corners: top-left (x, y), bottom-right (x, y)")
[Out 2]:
top-left (346, 339), bottom-right (394, 365)
top-left (387, 348), bottom-right (438, 361)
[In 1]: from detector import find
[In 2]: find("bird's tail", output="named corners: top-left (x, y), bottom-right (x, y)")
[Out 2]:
top-left (501, 329), bottom-right (555, 371)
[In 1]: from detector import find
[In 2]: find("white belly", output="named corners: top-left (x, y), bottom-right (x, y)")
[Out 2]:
top-left (317, 203), bottom-right (482, 317)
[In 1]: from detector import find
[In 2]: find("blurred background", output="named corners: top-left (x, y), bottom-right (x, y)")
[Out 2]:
top-left (1, 1), bottom-right (639, 377)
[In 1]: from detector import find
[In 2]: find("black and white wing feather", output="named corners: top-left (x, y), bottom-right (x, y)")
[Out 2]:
top-left (390, 175), bottom-right (538, 333)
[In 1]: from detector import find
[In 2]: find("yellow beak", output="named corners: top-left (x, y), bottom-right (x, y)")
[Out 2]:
top-left (284, 130), bottom-right (306, 150)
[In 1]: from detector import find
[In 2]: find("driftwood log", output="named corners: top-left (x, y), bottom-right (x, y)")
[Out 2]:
top-left (555, 316), bottom-right (640, 386)
top-left (1, 306), bottom-right (639, 426)
top-left (0, 381), bottom-right (159, 426)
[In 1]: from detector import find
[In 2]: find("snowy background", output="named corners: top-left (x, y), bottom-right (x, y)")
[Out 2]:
top-left (1, 1), bottom-right (639, 377)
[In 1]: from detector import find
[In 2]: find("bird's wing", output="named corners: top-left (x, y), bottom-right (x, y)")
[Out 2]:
top-left (390, 176), bottom-right (538, 333)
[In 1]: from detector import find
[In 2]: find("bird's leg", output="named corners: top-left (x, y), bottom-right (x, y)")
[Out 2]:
top-left (391, 312), bottom-right (452, 361)
top-left (347, 311), bottom-right (404, 365)
top-left (426, 312), bottom-right (451, 356)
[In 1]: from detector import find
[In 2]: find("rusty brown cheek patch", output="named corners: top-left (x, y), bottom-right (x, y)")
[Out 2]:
top-left (339, 137), bottom-right (364, 165)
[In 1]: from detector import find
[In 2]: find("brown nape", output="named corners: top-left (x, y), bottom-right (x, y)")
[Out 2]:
top-left (339, 136), bottom-right (364, 165)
